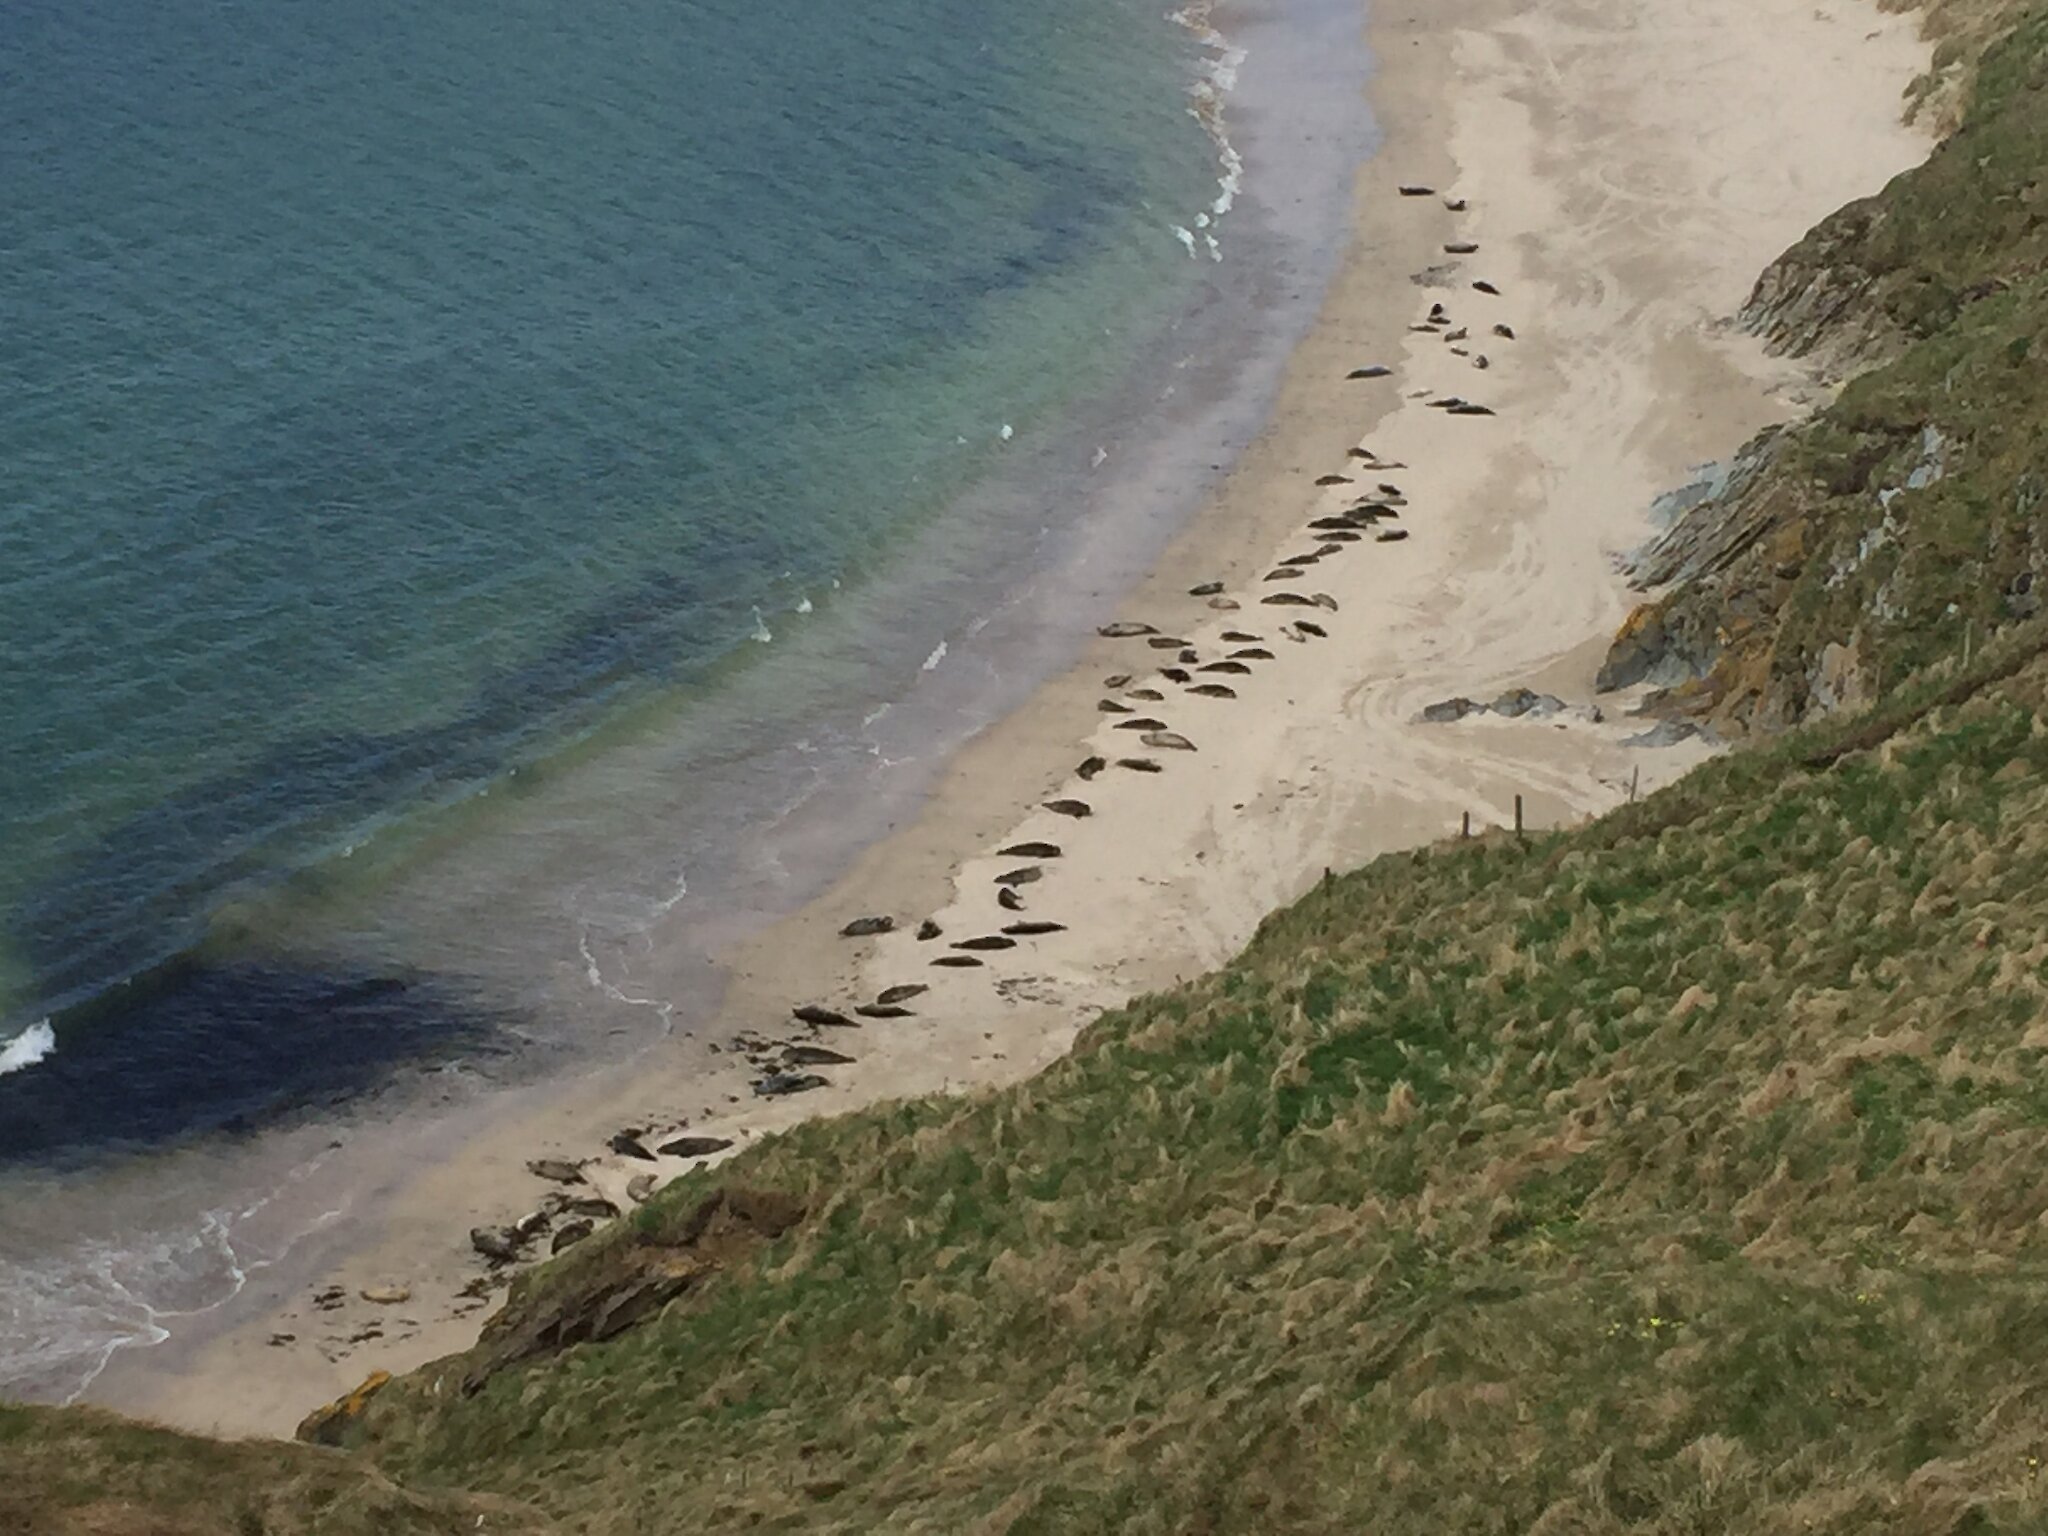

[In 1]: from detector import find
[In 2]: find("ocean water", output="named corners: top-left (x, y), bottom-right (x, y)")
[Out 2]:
top-left (0, 0), bottom-right (1224, 1107)
top-left (0, 0), bottom-right (1378, 1404)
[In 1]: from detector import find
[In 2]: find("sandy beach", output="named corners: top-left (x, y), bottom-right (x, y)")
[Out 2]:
top-left (100, 0), bottom-right (1932, 1437)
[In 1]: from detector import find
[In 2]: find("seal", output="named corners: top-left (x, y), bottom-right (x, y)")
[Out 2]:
top-left (1230, 648), bottom-right (1276, 661)
top-left (1444, 196), bottom-right (1469, 211)
top-left (1449, 403), bottom-right (1496, 416)
top-left (1263, 592), bottom-right (1314, 607)
top-left (1200, 660), bottom-right (1252, 675)
top-left (1265, 568), bottom-right (1304, 582)
top-left (999, 841), bottom-right (1062, 858)
top-left (1397, 184), bottom-right (1434, 196)
top-left (1280, 552), bottom-right (1325, 568)
top-left (1493, 323), bottom-right (1516, 339)
top-left (995, 866), bottom-right (1043, 886)
top-left (1473, 355), bottom-right (1490, 370)
top-left (1319, 530), bottom-right (1362, 543)
top-left (1444, 241), bottom-right (1478, 255)
top-left (998, 887), bottom-right (1026, 912)
top-left (1188, 581), bottom-right (1224, 596)
top-left (877, 984), bottom-right (929, 1005)
top-left (932, 955), bottom-right (983, 968)
top-left (1179, 648), bottom-right (1200, 663)
top-left (1102, 673), bottom-right (1132, 688)
top-left (1473, 280), bottom-right (1501, 296)
top-left (793, 1004), bottom-right (854, 1027)
top-left (1128, 687), bottom-right (1165, 702)
top-left (1160, 667), bottom-right (1192, 683)
top-left (1346, 365), bottom-right (1392, 379)
top-left (1076, 755), bottom-right (1107, 781)
top-left (1002, 921), bottom-right (1066, 936)
top-left (1221, 631), bottom-right (1262, 644)
top-left (1444, 327), bottom-right (1468, 343)
top-left (1377, 529), bottom-right (1411, 543)
top-left (1117, 756), bottom-right (1164, 772)
top-left (1116, 716), bottom-right (1169, 731)
top-left (1188, 684), bottom-right (1237, 699)
top-left (917, 918), bottom-right (943, 940)
top-left (1314, 474), bottom-right (1352, 486)
top-left (1142, 731), bottom-right (1198, 752)
top-left (1315, 544), bottom-right (1346, 558)
top-left (1208, 597), bottom-right (1241, 611)
top-left (1098, 698), bottom-right (1133, 714)
top-left (1097, 621), bottom-right (1155, 638)
top-left (1295, 620), bottom-right (1328, 638)
top-left (1147, 636), bottom-right (1191, 650)
top-left (1043, 799), bottom-right (1092, 818)
top-left (840, 915), bottom-right (894, 938)
top-left (953, 935), bottom-right (1016, 952)
top-left (856, 1004), bottom-right (915, 1019)
top-left (1312, 593), bottom-right (1338, 611)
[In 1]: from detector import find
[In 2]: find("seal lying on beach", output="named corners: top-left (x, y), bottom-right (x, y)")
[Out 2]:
top-left (1076, 756), bottom-right (1106, 781)
top-left (1160, 667), bottom-right (1191, 684)
top-left (1097, 621), bottom-right (1156, 638)
top-left (1128, 688), bottom-right (1164, 702)
top-left (1117, 757), bottom-right (1164, 772)
top-left (998, 887), bottom-right (1025, 912)
top-left (1188, 684), bottom-right (1236, 699)
top-left (1189, 580), bottom-right (1224, 596)
top-left (840, 915), bottom-right (894, 937)
top-left (1002, 921), bottom-right (1066, 936)
top-left (917, 919), bottom-right (942, 940)
top-left (1314, 474), bottom-right (1352, 486)
top-left (953, 935), bottom-right (1017, 951)
top-left (932, 955), bottom-right (983, 968)
top-left (1115, 717), bottom-right (1168, 731)
top-left (856, 1004), bottom-right (914, 1019)
top-left (1295, 620), bottom-right (1328, 638)
top-left (1398, 184), bottom-right (1434, 196)
top-left (1263, 593), bottom-right (1315, 607)
top-left (1142, 731), bottom-right (1197, 752)
top-left (1377, 528), bottom-right (1411, 542)
top-left (1444, 241), bottom-right (1478, 255)
top-left (1200, 660), bottom-right (1252, 675)
top-left (1494, 323), bottom-right (1516, 339)
top-left (1147, 636), bottom-right (1190, 650)
top-left (877, 984), bottom-right (928, 1005)
top-left (1099, 698), bottom-right (1133, 714)
top-left (1220, 630), bottom-right (1262, 643)
top-left (1474, 280), bottom-right (1501, 296)
top-left (793, 1004), bottom-right (856, 1028)
top-left (999, 841), bottom-right (1061, 858)
top-left (995, 866), bottom-right (1042, 886)
top-left (1043, 799), bottom-right (1092, 818)
top-left (1103, 673), bottom-right (1132, 688)
top-left (1347, 365), bottom-right (1393, 379)
top-left (1230, 648), bottom-right (1276, 661)
top-left (1449, 403), bottom-right (1496, 416)
top-left (1265, 568), bottom-right (1303, 582)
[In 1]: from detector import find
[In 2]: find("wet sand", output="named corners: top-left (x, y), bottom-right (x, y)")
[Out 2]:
top-left (99, 0), bottom-right (1931, 1437)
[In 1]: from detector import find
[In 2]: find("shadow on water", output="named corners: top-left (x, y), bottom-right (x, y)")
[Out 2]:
top-left (0, 957), bottom-right (519, 1166)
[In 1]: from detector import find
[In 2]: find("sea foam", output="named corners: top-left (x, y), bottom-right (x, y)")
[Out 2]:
top-left (0, 1020), bottom-right (55, 1078)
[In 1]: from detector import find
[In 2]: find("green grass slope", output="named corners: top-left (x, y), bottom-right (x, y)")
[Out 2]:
top-left (334, 630), bottom-right (2048, 1533)
top-left (0, 1403), bottom-right (552, 1536)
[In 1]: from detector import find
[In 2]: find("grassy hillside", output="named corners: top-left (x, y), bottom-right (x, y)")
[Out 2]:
top-left (319, 627), bottom-right (2048, 1533)
top-left (0, 1402), bottom-right (551, 1536)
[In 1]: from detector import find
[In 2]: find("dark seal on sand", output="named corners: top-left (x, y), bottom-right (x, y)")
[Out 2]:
top-left (840, 915), bottom-right (894, 938)
top-left (1043, 799), bottom-right (1092, 818)
top-left (999, 841), bottom-right (1062, 859)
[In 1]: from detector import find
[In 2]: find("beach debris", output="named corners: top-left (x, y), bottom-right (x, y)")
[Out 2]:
top-left (268, 1333), bottom-right (295, 1347)
top-left (785, 1044), bottom-right (855, 1066)
top-left (1043, 799), bottom-right (1092, 818)
top-left (627, 1174), bottom-right (657, 1205)
top-left (1189, 580), bottom-right (1224, 596)
top-left (1097, 621), bottom-right (1157, 638)
top-left (839, 915), bottom-right (894, 938)
top-left (312, 1286), bottom-right (347, 1312)
top-left (916, 918), bottom-right (943, 940)
top-left (1075, 755), bottom-right (1107, 781)
top-left (470, 1225), bottom-right (526, 1264)
top-left (608, 1132), bottom-right (657, 1162)
top-left (1398, 184), bottom-right (1435, 196)
top-left (1002, 921), bottom-right (1067, 936)
top-left (1346, 365), bottom-right (1393, 379)
top-left (792, 1004), bottom-right (855, 1028)
top-left (658, 1134), bottom-right (735, 1159)
top-left (550, 1220), bottom-right (595, 1255)
top-left (753, 1072), bottom-right (829, 1097)
top-left (877, 983), bottom-right (929, 1005)
top-left (932, 955), bottom-right (984, 968)
top-left (995, 866), bottom-right (1043, 886)
top-left (1445, 196), bottom-right (1469, 211)
top-left (526, 1158), bottom-right (586, 1185)
top-left (1141, 731), bottom-right (1198, 752)
top-left (1118, 756), bottom-right (1165, 772)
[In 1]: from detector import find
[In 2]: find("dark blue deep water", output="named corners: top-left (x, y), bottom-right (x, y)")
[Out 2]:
top-left (0, 0), bottom-right (1219, 1077)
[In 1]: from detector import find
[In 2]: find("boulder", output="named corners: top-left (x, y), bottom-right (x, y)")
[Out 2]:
top-left (295, 1370), bottom-right (392, 1446)
top-left (359, 1285), bottom-right (411, 1305)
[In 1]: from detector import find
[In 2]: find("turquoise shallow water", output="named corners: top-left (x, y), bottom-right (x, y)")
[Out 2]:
top-left (0, 0), bottom-right (1219, 1095)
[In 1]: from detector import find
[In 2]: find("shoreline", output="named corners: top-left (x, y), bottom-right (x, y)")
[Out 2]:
top-left (92, 0), bottom-right (1932, 1438)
